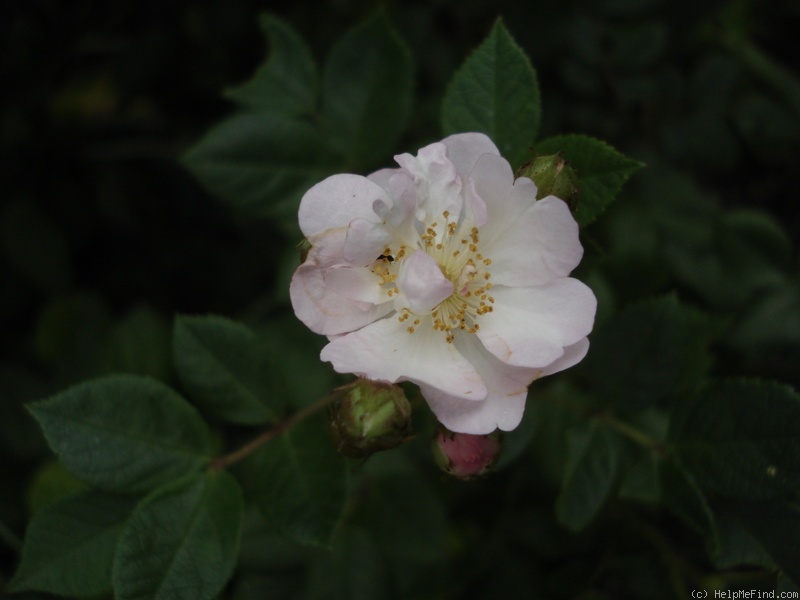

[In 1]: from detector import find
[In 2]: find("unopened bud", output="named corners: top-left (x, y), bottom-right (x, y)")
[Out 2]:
top-left (432, 427), bottom-right (502, 479)
top-left (516, 153), bottom-right (579, 211)
top-left (328, 379), bottom-right (412, 458)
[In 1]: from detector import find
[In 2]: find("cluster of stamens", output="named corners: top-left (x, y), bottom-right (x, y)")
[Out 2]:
top-left (373, 210), bottom-right (495, 344)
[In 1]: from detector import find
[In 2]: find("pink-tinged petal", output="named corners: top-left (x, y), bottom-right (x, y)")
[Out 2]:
top-left (476, 279), bottom-right (597, 368)
top-left (441, 132), bottom-right (500, 180)
top-left (290, 258), bottom-right (393, 336)
top-left (539, 337), bottom-right (590, 377)
top-left (465, 178), bottom-right (488, 227)
top-left (420, 335), bottom-right (540, 434)
top-left (372, 173), bottom-right (417, 228)
top-left (481, 180), bottom-right (584, 286)
top-left (423, 386), bottom-right (527, 435)
top-left (320, 317), bottom-right (487, 400)
top-left (299, 174), bottom-right (390, 239)
top-left (421, 334), bottom-right (538, 433)
top-left (342, 218), bottom-right (393, 266)
top-left (395, 143), bottom-right (463, 221)
top-left (366, 168), bottom-right (400, 192)
top-left (324, 266), bottom-right (387, 304)
top-left (397, 250), bottom-right (454, 314)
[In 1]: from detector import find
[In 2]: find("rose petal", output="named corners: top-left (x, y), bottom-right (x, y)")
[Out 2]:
top-left (290, 254), bottom-right (393, 336)
top-left (539, 337), bottom-right (590, 377)
top-left (441, 132), bottom-right (500, 180)
top-left (324, 265), bottom-right (387, 305)
top-left (395, 142), bottom-right (463, 222)
top-left (397, 249), bottom-right (454, 314)
top-left (342, 218), bottom-right (393, 266)
top-left (420, 339), bottom-right (534, 434)
top-left (299, 174), bottom-right (390, 239)
top-left (321, 317), bottom-right (487, 400)
top-left (473, 154), bottom-right (583, 286)
top-left (476, 279), bottom-right (597, 368)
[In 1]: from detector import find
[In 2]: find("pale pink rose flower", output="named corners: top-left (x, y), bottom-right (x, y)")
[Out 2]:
top-left (290, 133), bottom-right (596, 434)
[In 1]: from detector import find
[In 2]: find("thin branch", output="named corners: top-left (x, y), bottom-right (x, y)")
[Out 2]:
top-left (210, 392), bottom-right (339, 471)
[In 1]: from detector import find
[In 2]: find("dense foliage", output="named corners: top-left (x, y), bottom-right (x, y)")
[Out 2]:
top-left (3, 1), bottom-right (800, 598)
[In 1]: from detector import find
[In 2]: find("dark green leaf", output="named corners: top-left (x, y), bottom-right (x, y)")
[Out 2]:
top-left (670, 380), bottom-right (800, 499)
top-left (442, 20), bottom-right (541, 167)
top-left (225, 14), bottom-right (317, 115)
top-left (729, 499), bottom-right (800, 585)
top-left (11, 491), bottom-right (136, 596)
top-left (113, 471), bottom-right (244, 600)
top-left (712, 506), bottom-right (775, 570)
top-left (183, 113), bottom-right (340, 223)
top-left (556, 422), bottom-right (628, 531)
top-left (174, 315), bottom-right (282, 425)
top-left (535, 134), bottom-right (643, 226)
top-left (29, 375), bottom-right (213, 492)
top-left (583, 295), bottom-right (709, 409)
top-left (245, 417), bottom-right (347, 546)
top-left (659, 459), bottom-right (716, 547)
top-left (322, 13), bottom-right (413, 168)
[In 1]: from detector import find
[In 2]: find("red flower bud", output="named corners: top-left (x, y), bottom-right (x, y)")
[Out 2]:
top-left (432, 427), bottom-right (502, 479)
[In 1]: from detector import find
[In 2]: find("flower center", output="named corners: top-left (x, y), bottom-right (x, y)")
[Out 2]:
top-left (377, 210), bottom-right (495, 343)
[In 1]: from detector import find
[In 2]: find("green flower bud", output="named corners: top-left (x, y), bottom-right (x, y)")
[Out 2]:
top-left (328, 379), bottom-right (412, 458)
top-left (516, 153), bottom-right (579, 211)
top-left (432, 427), bottom-right (502, 479)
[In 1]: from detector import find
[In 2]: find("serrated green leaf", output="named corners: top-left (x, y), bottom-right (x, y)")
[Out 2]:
top-left (442, 20), bottom-right (541, 167)
top-left (174, 315), bottom-right (282, 425)
top-left (670, 380), bottom-right (800, 499)
top-left (183, 113), bottom-right (340, 223)
top-left (712, 507), bottom-right (775, 570)
top-left (583, 295), bottom-right (709, 409)
top-left (113, 471), bottom-right (244, 600)
top-left (728, 500), bottom-right (800, 585)
top-left (322, 13), bottom-right (413, 168)
top-left (225, 14), bottom-right (317, 115)
top-left (11, 491), bottom-right (136, 596)
top-left (245, 417), bottom-right (347, 546)
top-left (29, 375), bottom-right (213, 492)
top-left (535, 134), bottom-right (643, 226)
top-left (556, 422), bottom-right (628, 531)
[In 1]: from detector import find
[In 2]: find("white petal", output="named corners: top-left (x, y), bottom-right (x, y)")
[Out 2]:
top-left (342, 218), bottom-right (393, 266)
top-left (371, 173), bottom-right (417, 228)
top-left (320, 317), bottom-right (487, 400)
top-left (476, 280), bottom-right (597, 368)
top-left (420, 334), bottom-right (536, 433)
top-left (324, 266), bottom-right (387, 304)
top-left (474, 158), bottom-right (583, 286)
top-left (397, 250), bottom-right (454, 314)
top-left (299, 174), bottom-right (390, 239)
top-left (290, 254), bottom-right (393, 336)
top-left (539, 337), bottom-right (590, 377)
top-left (395, 142), bottom-right (463, 222)
top-left (367, 168), bottom-right (399, 192)
top-left (441, 132), bottom-right (500, 180)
